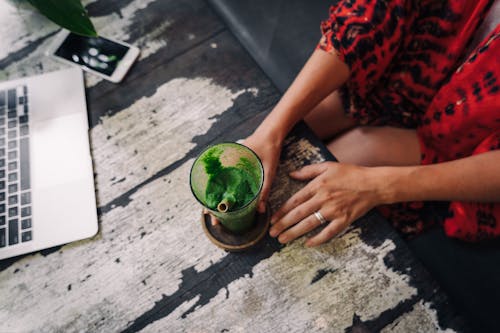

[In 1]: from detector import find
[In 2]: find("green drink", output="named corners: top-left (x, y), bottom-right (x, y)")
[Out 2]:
top-left (190, 143), bottom-right (264, 233)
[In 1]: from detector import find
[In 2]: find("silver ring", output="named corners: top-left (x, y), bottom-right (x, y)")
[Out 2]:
top-left (314, 211), bottom-right (327, 225)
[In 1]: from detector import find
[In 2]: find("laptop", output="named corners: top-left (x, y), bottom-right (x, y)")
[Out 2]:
top-left (0, 67), bottom-right (98, 260)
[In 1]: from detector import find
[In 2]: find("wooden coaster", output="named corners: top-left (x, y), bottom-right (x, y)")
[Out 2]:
top-left (201, 207), bottom-right (270, 252)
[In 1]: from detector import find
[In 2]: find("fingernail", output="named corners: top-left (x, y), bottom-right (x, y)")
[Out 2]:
top-left (278, 235), bottom-right (287, 244)
top-left (269, 229), bottom-right (277, 238)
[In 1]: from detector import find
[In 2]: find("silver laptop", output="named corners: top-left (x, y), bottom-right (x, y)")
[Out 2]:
top-left (0, 67), bottom-right (98, 260)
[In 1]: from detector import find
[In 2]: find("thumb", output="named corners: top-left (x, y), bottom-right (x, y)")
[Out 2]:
top-left (257, 165), bottom-right (277, 213)
top-left (258, 178), bottom-right (271, 213)
top-left (290, 162), bottom-right (328, 180)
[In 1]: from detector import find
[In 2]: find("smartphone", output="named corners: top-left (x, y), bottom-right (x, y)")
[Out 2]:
top-left (47, 30), bottom-right (140, 83)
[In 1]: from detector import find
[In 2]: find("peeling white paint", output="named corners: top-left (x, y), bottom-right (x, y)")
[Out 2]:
top-left (381, 300), bottom-right (456, 333)
top-left (0, 1), bottom-right (58, 60)
top-left (0, 1), bottom-right (460, 331)
top-left (0, 159), bottom-right (225, 332)
top-left (1, 0), bottom-right (169, 83)
top-left (91, 76), bottom-right (259, 206)
top-left (143, 225), bottom-right (421, 332)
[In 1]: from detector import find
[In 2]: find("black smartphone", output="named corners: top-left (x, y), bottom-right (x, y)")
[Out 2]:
top-left (48, 31), bottom-right (140, 83)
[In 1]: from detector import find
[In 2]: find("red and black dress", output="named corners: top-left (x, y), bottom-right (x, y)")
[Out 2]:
top-left (317, 0), bottom-right (500, 241)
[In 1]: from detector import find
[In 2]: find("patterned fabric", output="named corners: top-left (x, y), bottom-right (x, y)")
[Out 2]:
top-left (318, 0), bottom-right (500, 241)
top-left (419, 26), bottom-right (500, 241)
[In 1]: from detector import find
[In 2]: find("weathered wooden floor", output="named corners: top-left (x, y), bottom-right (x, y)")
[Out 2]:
top-left (0, 0), bottom-right (466, 332)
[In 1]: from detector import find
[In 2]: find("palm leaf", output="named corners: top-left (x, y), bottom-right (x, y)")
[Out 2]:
top-left (27, 0), bottom-right (97, 37)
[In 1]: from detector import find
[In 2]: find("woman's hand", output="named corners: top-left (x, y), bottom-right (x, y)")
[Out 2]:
top-left (269, 162), bottom-right (385, 247)
top-left (243, 132), bottom-right (282, 213)
top-left (208, 130), bottom-right (283, 225)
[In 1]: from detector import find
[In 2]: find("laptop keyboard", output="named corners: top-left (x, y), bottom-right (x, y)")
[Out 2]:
top-left (0, 86), bottom-right (32, 248)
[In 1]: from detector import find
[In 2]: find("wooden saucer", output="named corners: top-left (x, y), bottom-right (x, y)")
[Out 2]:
top-left (201, 207), bottom-right (270, 252)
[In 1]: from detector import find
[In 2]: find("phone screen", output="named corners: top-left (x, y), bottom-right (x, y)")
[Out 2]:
top-left (55, 33), bottom-right (129, 77)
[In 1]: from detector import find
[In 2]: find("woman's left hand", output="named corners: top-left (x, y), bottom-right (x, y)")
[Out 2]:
top-left (269, 162), bottom-right (386, 247)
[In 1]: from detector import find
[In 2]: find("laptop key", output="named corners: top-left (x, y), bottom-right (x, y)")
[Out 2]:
top-left (21, 206), bottom-right (30, 217)
top-left (8, 183), bottom-right (17, 193)
top-left (8, 207), bottom-right (17, 217)
top-left (0, 228), bottom-right (5, 247)
top-left (7, 89), bottom-right (16, 110)
top-left (21, 231), bottom-right (31, 242)
top-left (21, 192), bottom-right (30, 205)
top-left (20, 124), bottom-right (29, 136)
top-left (20, 138), bottom-right (30, 191)
top-left (8, 195), bottom-right (17, 205)
top-left (8, 161), bottom-right (16, 171)
top-left (21, 218), bottom-right (31, 229)
top-left (8, 219), bottom-right (18, 245)
top-left (8, 172), bottom-right (17, 181)
top-left (8, 151), bottom-right (16, 161)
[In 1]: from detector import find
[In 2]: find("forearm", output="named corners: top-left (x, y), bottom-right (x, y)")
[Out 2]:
top-left (377, 151), bottom-right (500, 204)
top-left (255, 49), bottom-right (350, 142)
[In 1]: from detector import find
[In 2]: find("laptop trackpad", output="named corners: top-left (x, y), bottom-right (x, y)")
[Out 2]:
top-left (31, 113), bottom-right (92, 189)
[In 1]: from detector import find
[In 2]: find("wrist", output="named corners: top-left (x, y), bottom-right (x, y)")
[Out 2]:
top-left (253, 117), bottom-right (289, 145)
top-left (369, 166), bottom-right (418, 205)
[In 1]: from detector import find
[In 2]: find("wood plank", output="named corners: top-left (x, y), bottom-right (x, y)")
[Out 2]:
top-left (90, 31), bottom-right (280, 208)
top-left (0, 0), bottom-right (224, 90)
top-left (0, 120), bottom-right (464, 332)
top-left (0, 0), bottom-right (466, 331)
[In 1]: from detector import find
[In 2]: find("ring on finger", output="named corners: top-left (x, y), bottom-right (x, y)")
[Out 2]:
top-left (313, 211), bottom-right (328, 225)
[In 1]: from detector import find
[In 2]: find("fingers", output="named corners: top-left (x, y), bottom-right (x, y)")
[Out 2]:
top-left (211, 215), bottom-right (220, 226)
top-left (258, 156), bottom-right (284, 213)
top-left (258, 181), bottom-right (270, 213)
top-left (289, 162), bottom-right (329, 181)
top-left (270, 193), bottom-right (317, 237)
top-left (305, 218), bottom-right (348, 247)
top-left (271, 185), bottom-right (315, 225)
top-left (203, 209), bottom-right (220, 226)
top-left (276, 213), bottom-right (322, 244)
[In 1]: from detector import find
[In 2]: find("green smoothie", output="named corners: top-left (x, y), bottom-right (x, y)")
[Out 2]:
top-left (201, 147), bottom-right (259, 211)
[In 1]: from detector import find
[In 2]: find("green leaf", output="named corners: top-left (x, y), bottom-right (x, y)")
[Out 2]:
top-left (27, 0), bottom-right (97, 37)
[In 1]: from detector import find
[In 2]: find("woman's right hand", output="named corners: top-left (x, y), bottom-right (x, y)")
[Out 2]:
top-left (208, 130), bottom-right (282, 226)
top-left (243, 130), bottom-right (283, 213)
